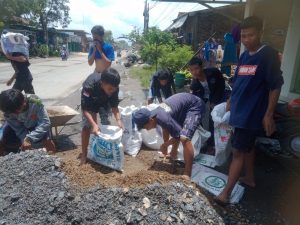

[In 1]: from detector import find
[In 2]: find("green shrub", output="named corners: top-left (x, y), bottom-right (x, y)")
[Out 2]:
top-left (37, 44), bottom-right (49, 58)
top-left (49, 48), bottom-right (60, 57)
top-left (129, 66), bottom-right (155, 88)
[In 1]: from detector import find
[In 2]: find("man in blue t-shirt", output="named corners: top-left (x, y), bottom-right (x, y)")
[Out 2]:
top-left (132, 93), bottom-right (206, 178)
top-left (88, 25), bottom-right (115, 73)
top-left (215, 16), bottom-right (284, 205)
top-left (87, 25), bottom-right (116, 125)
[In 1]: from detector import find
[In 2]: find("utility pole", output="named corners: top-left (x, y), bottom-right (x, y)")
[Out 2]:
top-left (143, 0), bottom-right (149, 33)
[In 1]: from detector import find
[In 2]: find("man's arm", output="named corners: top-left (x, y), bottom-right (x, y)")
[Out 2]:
top-left (7, 73), bottom-right (16, 86)
top-left (26, 106), bottom-right (51, 143)
top-left (88, 46), bottom-right (96, 66)
top-left (95, 42), bottom-right (112, 68)
top-left (6, 54), bottom-right (27, 62)
top-left (263, 89), bottom-right (281, 136)
top-left (112, 107), bottom-right (123, 129)
top-left (83, 110), bottom-right (99, 134)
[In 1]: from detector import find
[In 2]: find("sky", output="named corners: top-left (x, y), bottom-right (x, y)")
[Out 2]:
top-left (67, 0), bottom-right (209, 38)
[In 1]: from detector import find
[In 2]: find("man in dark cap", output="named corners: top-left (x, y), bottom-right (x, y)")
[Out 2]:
top-left (133, 93), bottom-right (205, 178)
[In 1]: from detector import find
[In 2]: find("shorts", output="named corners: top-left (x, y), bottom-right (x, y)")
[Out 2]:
top-left (231, 128), bottom-right (264, 152)
top-left (180, 108), bottom-right (203, 140)
top-left (1, 125), bottom-right (50, 153)
top-left (13, 79), bottom-right (35, 94)
top-left (82, 107), bottom-right (112, 128)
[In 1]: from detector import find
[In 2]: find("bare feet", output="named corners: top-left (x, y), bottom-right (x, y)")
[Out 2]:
top-left (215, 191), bottom-right (230, 206)
top-left (80, 155), bottom-right (87, 165)
top-left (239, 177), bottom-right (256, 187)
top-left (181, 175), bottom-right (190, 181)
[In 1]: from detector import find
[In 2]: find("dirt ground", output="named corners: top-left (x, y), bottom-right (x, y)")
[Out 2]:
top-left (57, 147), bottom-right (189, 190)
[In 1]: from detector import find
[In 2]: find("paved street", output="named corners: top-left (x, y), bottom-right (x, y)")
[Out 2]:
top-left (0, 54), bottom-right (94, 105)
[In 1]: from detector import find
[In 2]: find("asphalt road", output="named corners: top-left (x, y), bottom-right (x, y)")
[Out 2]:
top-left (0, 54), bottom-right (94, 106)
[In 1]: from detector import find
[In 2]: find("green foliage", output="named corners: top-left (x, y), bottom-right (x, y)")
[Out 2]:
top-left (37, 44), bottom-right (49, 57)
top-left (129, 66), bottom-right (156, 88)
top-left (125, 27), bottom-right (142, 45)
top-left (115, 40), bottom-right (129, 50)
top-left (159, 45), bottom-right (194, 72)
top-left (104, 30), bottom-right (114, 43)
top-left (49, 48), bottom-right (60, 57)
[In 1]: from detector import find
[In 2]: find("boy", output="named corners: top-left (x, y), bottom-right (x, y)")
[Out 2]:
top-left (6, 52), bottom-right (35, 94)
top-left (88, 25), bottom-right (115, 73)
top-left (133, 93), bottom-right (205, 177)
top-left (189, 57), bottom-right (225, 150)
top-left (215, 16), bottom-right (284, 205)
top-left (0, 89), bottom-right (55, 155)
top-left (80, 68), bottom-right (123, 165)
top-left (148, 69), bottom-right (176, 104)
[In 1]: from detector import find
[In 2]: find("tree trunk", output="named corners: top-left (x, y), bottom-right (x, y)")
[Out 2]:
top-left (40, 14), bottom-right (48, 44)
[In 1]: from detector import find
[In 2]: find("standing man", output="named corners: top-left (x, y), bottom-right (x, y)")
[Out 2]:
top-left (148, 69), bottom-right (176, 104)
top-left (216, 16), bottom-right (284, 205)
top-left (88, 25), bottom-right (115, 125)
top-left (6, 52), bottom-right (35, 94)
top-left (188, 57), bottom-right (225, 150)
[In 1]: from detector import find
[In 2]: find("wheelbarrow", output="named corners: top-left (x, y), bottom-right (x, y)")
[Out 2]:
top-left (46, 105), bottom-right (80, 137)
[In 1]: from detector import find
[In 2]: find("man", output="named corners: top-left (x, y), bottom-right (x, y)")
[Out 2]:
top-left (148, 69), bottom-right (176, 104)
top-left (80, 68), bottom-right (123, 165)
top-left (6, 52), bottom-right (35, 94)
top-left (133, 93), bottom-right (205, 177)
top-left (0, 89), bottom-right (55, 155)
top-left (88, 25), bottom-right (115, 124)
top-left (88, 25), bottom-right (115, 72)
top-left (189, 57), bottom-right (225, 150)
top-left (215, 16), bottom-right (284, 205)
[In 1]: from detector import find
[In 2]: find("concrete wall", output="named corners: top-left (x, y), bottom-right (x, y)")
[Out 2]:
top-left (280, 0), bottom-right (300, 101)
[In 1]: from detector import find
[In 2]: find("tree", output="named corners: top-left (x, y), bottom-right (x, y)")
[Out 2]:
top-left (30, 0), bottom-right (71, 44)
top-left (104, 30), bottom-right (114, 44)
top-left (0, 0), bottom-right (32, 24)
top-left (140, 27), bottom-right (176, 70)
top-left (124, 27), bottom-right (142, 45)
top-left (115, 40), bottom-right (129, 50)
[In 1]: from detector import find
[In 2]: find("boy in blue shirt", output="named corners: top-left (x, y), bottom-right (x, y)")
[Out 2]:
top-left (133, 93), bottom-right (205, 178)
top-left (0, 89), bottom-right (56, 155)
top-left (215, 16), bottom-right (284, 205)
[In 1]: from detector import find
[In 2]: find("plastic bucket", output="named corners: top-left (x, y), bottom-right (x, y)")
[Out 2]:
top-left (175, 73), bottom-right (185, 88)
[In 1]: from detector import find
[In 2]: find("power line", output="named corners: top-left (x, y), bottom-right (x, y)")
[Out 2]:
top-left (153, 3), bottom-right (182, 27)
top-left (151, 3), bottom-right (172, 26)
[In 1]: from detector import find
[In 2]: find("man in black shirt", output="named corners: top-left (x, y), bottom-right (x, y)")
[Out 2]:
top-left (6, 52), bottom-right (35, 94)
top-left (148, 69), bottom-right (176, 104)
top-left (189, 57), bottom-right (225, 149)
top-left (80, 68), bottom-right (123, 164)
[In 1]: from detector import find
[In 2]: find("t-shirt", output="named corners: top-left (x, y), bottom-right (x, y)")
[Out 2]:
top-left (10, 52), bottom-right (32, 81)
top-left (81, 73), bottom-right (119, 113)
top-left (150, 70), bottom-right (174, 98)
top-left (88, 42), bottom-right (115, 61)
top-left (153, 93), bottom-right (205, 138)
top-left (190, 68), bottom-right (225, 104)
top-left (230, 45), bottom-right (284, 130)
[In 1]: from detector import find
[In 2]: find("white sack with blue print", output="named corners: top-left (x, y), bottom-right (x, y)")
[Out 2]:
top-left (87, 125), bottom-right (124, 172)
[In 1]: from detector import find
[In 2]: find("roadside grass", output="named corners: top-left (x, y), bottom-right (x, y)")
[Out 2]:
top-left (129, 66), bottom-right (155, 88)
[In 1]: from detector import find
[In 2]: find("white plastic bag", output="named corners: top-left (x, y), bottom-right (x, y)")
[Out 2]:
top-left (141, 127), bottom-right (163, 150)
top-left (87, 125), bottom-right (124, 172)
top-left (211, 103), bottom-right (232, 166)
top-left (119, 105), bottom-right (142, 157)
top-left (0, 32), bottom-right (29, 56)
top-left (192, 164), bottom-right (244, 204)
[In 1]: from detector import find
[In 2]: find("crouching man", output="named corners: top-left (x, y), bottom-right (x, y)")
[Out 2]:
top-left (0, 89), bottom-right (56, 155)
top-left (80, 68), bottom-right (123, 165)
top-left (133, 93), bottom-right (205, 178)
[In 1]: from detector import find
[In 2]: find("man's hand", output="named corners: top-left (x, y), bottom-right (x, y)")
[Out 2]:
top-left (263, 114), bottom-right (276, 136)
top-left (160, 143), bottom-right (169, 155)
top-left (21, 138), bottom-right (32, 151)
top-left (95, 41), bottom-right (103, 52)
top-left (91, 125), bottom-right (100, 135)
top-left (6, 78), bottom-right (14, 86)
top-left (117, 119), bottom-right (124, 129)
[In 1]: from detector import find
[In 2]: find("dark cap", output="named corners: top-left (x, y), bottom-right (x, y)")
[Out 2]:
top-left (132, 108), bottom-right (153, 130)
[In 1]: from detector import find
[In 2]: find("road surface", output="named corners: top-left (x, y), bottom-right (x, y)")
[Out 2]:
top-left (0, 54), bottom-right (94, 105)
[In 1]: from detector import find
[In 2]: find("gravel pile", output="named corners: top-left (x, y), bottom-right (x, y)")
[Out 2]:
top-left (0, 150), bottom-right (227, 225)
